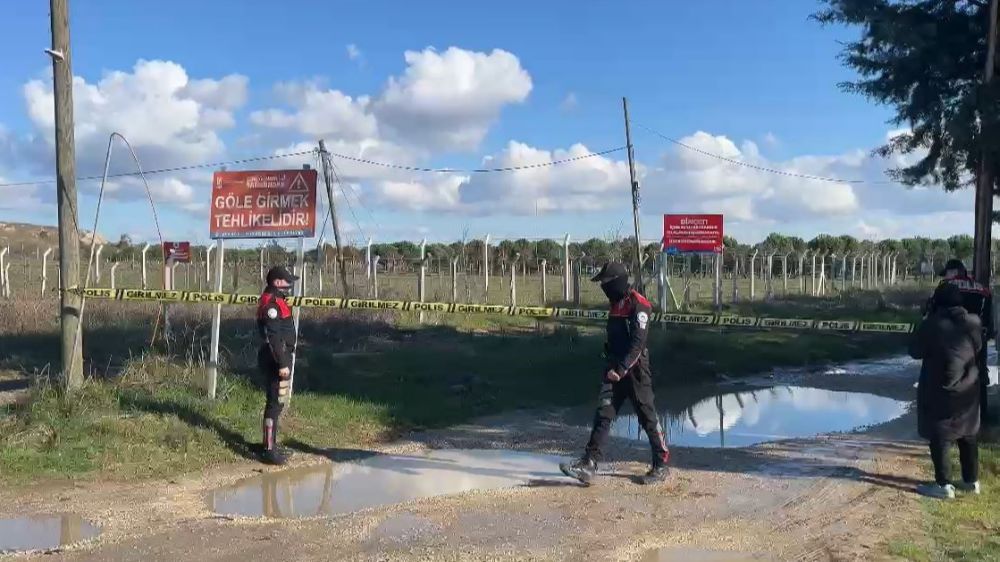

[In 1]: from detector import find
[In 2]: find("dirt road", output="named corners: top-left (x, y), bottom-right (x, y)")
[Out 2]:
top-left (2, 370), bottom-right (927, 562)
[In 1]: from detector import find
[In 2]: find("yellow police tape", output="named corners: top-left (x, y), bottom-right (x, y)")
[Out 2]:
top-left (73, 288), bottom-right (914, 334)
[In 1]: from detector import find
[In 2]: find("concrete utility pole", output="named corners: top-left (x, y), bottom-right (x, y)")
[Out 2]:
top-left (622, 97), bottom-right (644, 293)
top-left (317, 140), bottom-right (351, 296)
top-left (50, 0), bottom-right (82, 390)
top-left (975, 0), bottom-right (1000, 286)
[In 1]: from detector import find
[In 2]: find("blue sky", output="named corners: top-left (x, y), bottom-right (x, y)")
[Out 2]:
top-left (0, 1), bottom-right (978, 247)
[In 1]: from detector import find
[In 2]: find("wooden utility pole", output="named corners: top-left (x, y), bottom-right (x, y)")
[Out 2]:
top-left (975, 0), bottom-right (999, 286)
top-left (622, 97), bottom-right (644, 293)
top-left (317, 140), bottom-right (350, 296)
top-left (50, 0), bottom-right (83, 390)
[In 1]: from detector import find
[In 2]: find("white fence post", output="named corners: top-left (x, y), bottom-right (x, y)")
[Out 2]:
top-left (0, 247), bottom-right (7, 297)
top-left (749, 249), bottom-right (758, 300)
top-left (372, 255), bottom-right (381, 299)
top-left (451, 256), bottom-right (460, 302)
top-left (41, 248), bottom-right (53, 296)
top-left (141, 243), bottom-right (151, 289)
top-left (206, 245), bottom-right (214, 286)
top-left (418, 239), bottom-right (427, 324)
top-left (563, 234), bottom-right (571, 302)
top-left (3, 263), bottom-right (9, 298)
top-left (510, 253), bottom-right (519, 306)
top-left (259, 247), bottom-right (265, 283)
top-left (316, 238), bottom-right (325, 295)
top-left (110, 262), bottom-right (120, 289)
top-left (207, 240), bottom-right (224, 399)
top-left (482, 234), bottom-right (491, 303)
top-left (94, 244), bottom-right (104, 284)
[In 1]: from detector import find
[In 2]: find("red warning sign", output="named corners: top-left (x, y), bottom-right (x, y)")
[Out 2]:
top-left (209, 169), bottom-right (318, 239)
top-left (662, 214), bottom-right (724, 254)
top-left (162, 241), bottom-right (191, 263)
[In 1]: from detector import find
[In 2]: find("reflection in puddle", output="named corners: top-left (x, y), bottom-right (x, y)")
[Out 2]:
top-left (607, 386), bottom-right (908, 448)
top-left (0, 514), bottom-right (100, 553)
top-left (642, 547), bottom-right (773, 561)
top-left (208, 449), bottom-right (569, 519)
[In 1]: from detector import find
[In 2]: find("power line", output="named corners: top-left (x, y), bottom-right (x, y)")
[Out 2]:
top-left (635, 122), bottom-right (897, 185)
top-left (325, 146), bottom-right (627, 173)
top-left (0, 149), bottom-right (318, 188)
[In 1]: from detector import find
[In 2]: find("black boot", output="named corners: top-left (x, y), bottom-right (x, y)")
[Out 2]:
top-left (261, 417), bottom-right (288, 466)
top-left (640, 463), bottom-right (670, 485)
top-left (560, 457), bottom-right (597, 485)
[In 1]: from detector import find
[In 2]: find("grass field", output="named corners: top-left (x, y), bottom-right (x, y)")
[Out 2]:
top-left (889, 442), bottom-right (1000, 561)
top-left (0, 283), bottom-right (920, 485)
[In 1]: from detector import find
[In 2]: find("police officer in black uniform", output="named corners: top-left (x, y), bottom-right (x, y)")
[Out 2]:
top-left (560, 262), bottom-right (671, 485)
top-left (926, 259), bottom-right (995, 426)
top-left (257, 266), bottom-right (298, 465)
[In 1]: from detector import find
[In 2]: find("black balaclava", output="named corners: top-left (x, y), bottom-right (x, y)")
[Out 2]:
top-left (601, 276), bottom-right (630, 303)
top-left (270, 281), bottom-right (293, 299)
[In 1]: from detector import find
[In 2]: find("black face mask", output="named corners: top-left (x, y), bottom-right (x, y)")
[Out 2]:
top-left (600, 277), bottom-right (630, 303)
top-left (271, 283), bottom-right (293, 298)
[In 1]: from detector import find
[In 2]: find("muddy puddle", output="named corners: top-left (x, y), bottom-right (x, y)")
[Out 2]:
top-left (596, 385), bottom-right (909, 448)
top-left (642, 547), bottom-right (773, 561)
top-left (0, 514), bottom-right (100, 553)
top-left (208, 449), bottom-right (569, 519)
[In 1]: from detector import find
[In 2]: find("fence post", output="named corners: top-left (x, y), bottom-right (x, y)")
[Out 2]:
top-left (510, 253), bottom-right (519, 306)
top-left (713, 251), bottom-right (722, 309)
top-left (140, 243), bottom-right (150, 289)
top-left (541, 259), bottom-right (548, 305)
top-left (315, 238), bottom-right (325, 295)
top-left (0, 247), bottom-right (7, 297)
top-left (482, 234), bottom-right (491, 303)
top-left (749, 249), bottom-right (758, 300)
top-left (782, 253), bottom-right (789, 294)
top-left (3, 263), bottom-right (9, 298)
top-left (573, 258), bottom-right (582, 307)
top-left (40, 248), bottom-right (53, 296)
top-left (563, 234), bottom-right (571, 302)
top-left (259, 247), bottom-right (265, 283)
top-left (110, 262), bottom-right (120, 289)
top-left (206, 240), bottom-right (224, 399)
top-left (798, 252), bottom-right (807, 293)
top-left (206, 245), bottom-right (214, 287)
top-left (891, 253), bottom-right (899, 284)
top-left (372, 255), bottom-right (381, 299)
top-left (418, 239), bottom-right (427, 323)
top-left (94, 244), bottom-right (104, 284)
top-left (451, 256), bottom-right (459, 302)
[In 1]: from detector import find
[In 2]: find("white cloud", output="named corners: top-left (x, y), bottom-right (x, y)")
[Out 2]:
top-left (346, 44), bottom-right (363, 62)
top-left (19, 60), bottom-right (248, 214)
top-left (374, 47), bottom-right (532, 150)
top-left (251, 83), bottom-right (376, 140)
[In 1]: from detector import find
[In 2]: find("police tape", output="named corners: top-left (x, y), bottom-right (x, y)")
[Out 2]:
top-left (72, 288), bottom-right (915, 334)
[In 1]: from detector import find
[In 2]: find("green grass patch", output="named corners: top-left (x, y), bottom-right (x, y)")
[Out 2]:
top-left (898, 442), bottom-right (1000, 561)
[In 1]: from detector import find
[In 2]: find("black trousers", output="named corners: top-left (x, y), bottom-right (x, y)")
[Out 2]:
top-left (929, 435), bottom-right (979, 486)
top-left (258, 347), bottom-right (284, 450)
top-left (585, 361), bottom-right (669, 465)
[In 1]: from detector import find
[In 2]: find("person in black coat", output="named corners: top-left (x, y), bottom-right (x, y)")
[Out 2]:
top-left (909, 282), bottom-right (982, 499)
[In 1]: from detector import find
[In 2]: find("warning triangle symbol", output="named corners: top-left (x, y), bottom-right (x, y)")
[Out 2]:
top-left (288, 173), bottom-right (310, 194)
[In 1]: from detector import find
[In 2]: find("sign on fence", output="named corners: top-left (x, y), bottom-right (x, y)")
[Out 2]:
top-left (162, 241), bottom-right (191, 263)
top-left (209, 169), bottom-right (318, 239)
top-left (663, 214), bottom-right (724, 254)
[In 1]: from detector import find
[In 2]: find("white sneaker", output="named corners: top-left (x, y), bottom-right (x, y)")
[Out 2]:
top-left (957, 481), bottom-right (981, 495)
top-left (916, 483), bottom-right (956, 499)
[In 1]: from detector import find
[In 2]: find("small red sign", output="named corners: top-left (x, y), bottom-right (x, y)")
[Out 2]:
top-left (163, 241), bottom-right (191, 263)
top-left (209, 169), bottom-right (318, 239)
top-left (663, 214), bottom-right (724, 254)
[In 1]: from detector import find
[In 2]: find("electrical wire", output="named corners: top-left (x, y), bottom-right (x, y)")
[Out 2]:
top-left (0, 149), bottom-right (318, 188)
top-left (325, 146), bottom-right (627, 173)
top-left (328, 159), bottom-right (369, 243)
top-left (635, 122), bottom-right (898, 185)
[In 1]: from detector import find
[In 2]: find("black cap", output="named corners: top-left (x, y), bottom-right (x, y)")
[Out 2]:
top-left (591, 261), bottom-right (628, 283)
top-left (938, 258), bottom-right (967, 277)
top-left (265, 265), bottom-right (299, 285)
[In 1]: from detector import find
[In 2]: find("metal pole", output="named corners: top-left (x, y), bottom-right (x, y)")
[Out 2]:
top-left (483, 234), bottom-right (491, 303)
top-left (451, 256), bottom-right (459, 302)
top-left (541, 259), bottom-right (548, 304)
top-left (207, 239), bottom-right (224, 399)
top-left (749, 249), bottom-right (758, 300)
top-left (563, 234), bottom-right (571, 302)
top-left (288, 237), bottom-right (305, 401)
top-left (419, 239), bottom-right (427, 323)
top-left (50, 0), bottom-right (83, 389)
top-left (110, 262), bottom-right (120, 289)
top-left (622, 97), bottom-right (644, 293)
